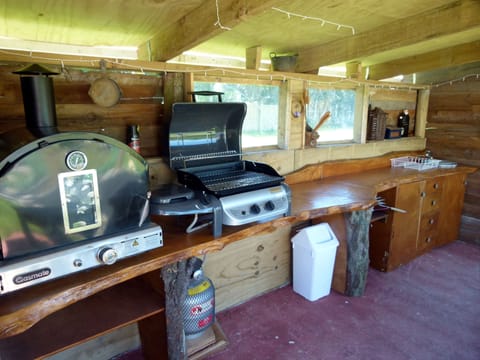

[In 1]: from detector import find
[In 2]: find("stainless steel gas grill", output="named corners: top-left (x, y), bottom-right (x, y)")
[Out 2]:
top-left (166, 102), bottom-right (291, 228)
top-left (0, 65), bottom-right (162, 295)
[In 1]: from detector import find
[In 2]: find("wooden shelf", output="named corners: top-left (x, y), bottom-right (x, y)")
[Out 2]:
top-left (187, 321), bottom-right (229, 360)
top-left (0, 276), bottom-right (164, 359)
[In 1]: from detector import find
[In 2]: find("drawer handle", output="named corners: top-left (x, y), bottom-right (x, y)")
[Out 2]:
top-left (429, 219), bottom-right (435, 225)
top-left (425, 237), bottom-right (432, 243)
top-left (421, 192), bottom-right (426, 198)
top-left (433, 183), bottom-right (440, 189)
top-left (431, 200), bottom-right (437, 206)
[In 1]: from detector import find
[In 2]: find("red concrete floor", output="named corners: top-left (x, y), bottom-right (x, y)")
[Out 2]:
top-left (117, 240), bottom-right (480, 360)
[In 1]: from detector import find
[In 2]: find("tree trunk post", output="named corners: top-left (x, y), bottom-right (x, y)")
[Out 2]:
top-left (344, 208), bottom-right (373, 296)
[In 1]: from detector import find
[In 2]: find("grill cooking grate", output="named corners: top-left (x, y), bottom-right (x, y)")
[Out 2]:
top-left (199, 171), bottom-right (280, 194)
top-left (171, 150), bottom-right (239, 167)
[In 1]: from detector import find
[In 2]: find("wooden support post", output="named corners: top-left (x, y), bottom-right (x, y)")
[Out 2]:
top-left (344, 208), bottom-right (373, 296)
top-left (161, 258), bottom-right (198, 360)
top-left (162, 72), bottom-right (186, 155)
top-left (161, 260), bottom-right (188, 360)
top-left (246, 46), bottom-right (262, 70)
top-left (415, 88), bottom-right (430, 138)
top-left (346, 61), bottom-right (363, 79)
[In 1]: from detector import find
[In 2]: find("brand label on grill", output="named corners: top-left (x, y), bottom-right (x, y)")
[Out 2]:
top-left (14, 268), bottom-right (51, 284)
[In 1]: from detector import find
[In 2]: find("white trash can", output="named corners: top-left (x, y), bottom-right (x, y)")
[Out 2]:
top-left (291, 223), bottom-right (339, 301)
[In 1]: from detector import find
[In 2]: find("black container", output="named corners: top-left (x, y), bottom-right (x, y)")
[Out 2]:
top-left (127, 124), bottom-right (141, 153)
top-left (397, 110), bottom-right (410, 137)
top-left (13, 63), bottom-right (60, 137)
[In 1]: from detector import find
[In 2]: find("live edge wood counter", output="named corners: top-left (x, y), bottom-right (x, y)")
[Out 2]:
top-left (0, 218), bottom-right (294, 338)
top-left (0, 160), bottom-right (476, 359)
top-left (0, 215), bottom-right (307, 359)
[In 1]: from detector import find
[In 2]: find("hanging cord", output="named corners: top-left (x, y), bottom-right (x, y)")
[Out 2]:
top-left (271, 7), bottom-right (355, 35)
top-left (186, 213), bottom-right (213, 234)
top-left (214, 0), bottom-right (232, 30)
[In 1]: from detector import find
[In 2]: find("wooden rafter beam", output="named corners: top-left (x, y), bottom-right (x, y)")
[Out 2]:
top-left (367, 41), bottom-right (480, 80)
top-left (138, 0), bottom-right (280, 62)
top-left (414, 61), bottom-right (480, 85)
top-left (296, 0), bottom-right (480, 73)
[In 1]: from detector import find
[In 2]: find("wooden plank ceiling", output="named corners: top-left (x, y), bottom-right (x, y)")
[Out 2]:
top-left (0, 0), bottom-right (478, 84)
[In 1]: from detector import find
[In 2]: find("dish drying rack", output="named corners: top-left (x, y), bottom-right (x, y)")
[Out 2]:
top-left (390, 156), bottom-right (441, 171)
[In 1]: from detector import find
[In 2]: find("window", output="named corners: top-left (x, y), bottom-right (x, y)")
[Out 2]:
top-left (194, 82), bottom-right (280, 148)
top-left (306, 87), bottom-right (356, 143)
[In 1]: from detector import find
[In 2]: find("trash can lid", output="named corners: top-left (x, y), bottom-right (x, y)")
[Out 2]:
top-left (291, 223), bottom-right (339, 249)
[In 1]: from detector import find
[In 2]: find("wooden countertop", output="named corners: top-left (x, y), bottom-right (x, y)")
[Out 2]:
top-left (289, 165), bottom-right (475, 220)
top-left (0, 164), bottom-right (476, 338)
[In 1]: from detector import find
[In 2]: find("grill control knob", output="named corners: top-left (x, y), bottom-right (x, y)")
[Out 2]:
top-left (73, 259), bottom-right (83, 267)
top-left (265, 201), bottom-right (275, 211)
top-left (250, 204), bottom-right (261, 215)
top-left (98, 247), bottom-right (118, 265)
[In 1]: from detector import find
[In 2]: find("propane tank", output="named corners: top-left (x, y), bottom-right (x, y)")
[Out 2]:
top-left (182, 267), bottom-right (215, 338)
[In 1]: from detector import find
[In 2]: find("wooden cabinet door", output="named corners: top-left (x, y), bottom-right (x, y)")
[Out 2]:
top-left (369, 188), bottom-right (396, 272)
top-left (369, 173), bottom-right (469, 272)
top-left (436, 173), bottom-right (467, 246)
top-left (388, 181), bottom-right (422, 271)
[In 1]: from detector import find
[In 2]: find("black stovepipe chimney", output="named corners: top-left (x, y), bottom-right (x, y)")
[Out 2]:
top-left (13, 64), bottom-right (59, 137)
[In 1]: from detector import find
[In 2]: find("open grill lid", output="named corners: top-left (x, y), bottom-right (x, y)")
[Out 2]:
top-left (168, 102), bottom-right (247, 170)
top-left (168, 102), bottom-right (285, 197)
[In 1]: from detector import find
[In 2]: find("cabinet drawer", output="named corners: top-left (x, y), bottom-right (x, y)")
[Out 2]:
top-left (417, 233), bottom-right (436, 253)
top-left (417, 212), bottom-right (440, 252)
top-left (421, 179), bottom-right (442, 213)
top-left (421, 192), bottom-right (441, 213)
top-left (425, 179), bottom-right (443, 193)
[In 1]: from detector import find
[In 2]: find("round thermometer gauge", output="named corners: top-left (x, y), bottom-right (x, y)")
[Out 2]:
top-left (66, 151), bottom-right (88, 171)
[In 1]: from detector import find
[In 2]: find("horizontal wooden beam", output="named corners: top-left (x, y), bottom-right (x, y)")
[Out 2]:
top-left (138, 0), bottom-right (279, 62)
top-left (0, 49), bottom-right (429, 91)
top-left (415, 61), bottom-right (480, 85)
top-left (368, 41), bottom-right (480, 80)
top-left (296, 0), bottom-right (480, 73)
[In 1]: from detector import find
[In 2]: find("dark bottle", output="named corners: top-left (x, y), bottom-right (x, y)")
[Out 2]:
top-left (397, 109), bottom-right (409, 137)
top-left (127, 125), bottom-right (140, 153)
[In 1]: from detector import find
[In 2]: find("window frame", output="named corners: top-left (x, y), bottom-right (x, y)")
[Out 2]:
top-left (305, 82), bottom-right (364, 146)
top-left (193, 75), bottom-right (283, 150)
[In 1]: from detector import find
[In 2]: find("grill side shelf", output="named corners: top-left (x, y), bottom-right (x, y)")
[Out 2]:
top-left (244, 160), bottom-right (284, 179)
top-left (177, 169), bottom-right (210, 193)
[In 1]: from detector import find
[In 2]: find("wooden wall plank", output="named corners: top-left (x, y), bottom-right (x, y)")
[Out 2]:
top-left (427, 93), bottom-right (480, 110)
top-left (427, 78), bottom-right (480, 233)
top-left (428, 110), bottom-right (478, 124)
top-left (203, 225), bottom-right (292, 312)
top-left (0, 65), bottom-right (166, 158)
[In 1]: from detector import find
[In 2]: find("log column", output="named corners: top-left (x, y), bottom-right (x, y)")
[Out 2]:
top-left (161, 258), bottom-right (196, 360)
top-left (344, 208), bottom-right (373, 296)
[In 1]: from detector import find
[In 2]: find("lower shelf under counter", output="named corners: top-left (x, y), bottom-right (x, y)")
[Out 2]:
top-left (0, 276), bottom-right (166, 359)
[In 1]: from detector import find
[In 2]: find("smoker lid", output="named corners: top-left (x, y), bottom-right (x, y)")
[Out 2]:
top-left (168, 102), bottom-right (247, 170)
top-left (0, 130), bottom-right (146, 175)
